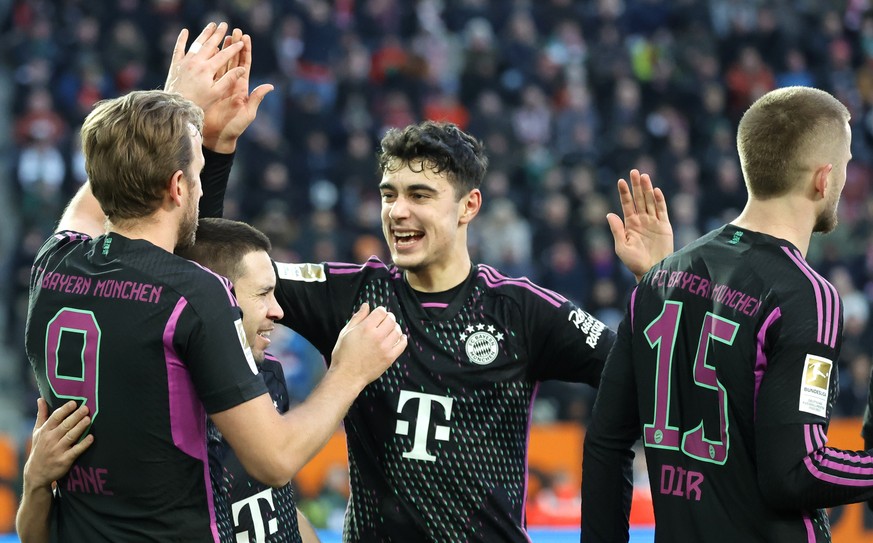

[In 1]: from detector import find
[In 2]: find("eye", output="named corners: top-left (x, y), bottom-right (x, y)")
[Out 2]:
top-left (380, 192), bottom-right (395, 201)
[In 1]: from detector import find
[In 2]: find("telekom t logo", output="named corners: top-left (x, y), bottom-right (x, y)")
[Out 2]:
top-left (395, 390), bottom-right (454, 462)
top-left (231, 488), bottom-right (277, 542)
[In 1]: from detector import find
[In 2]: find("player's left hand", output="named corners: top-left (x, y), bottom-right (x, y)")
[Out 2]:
top-left (24, 399), bottom-right (94, 491)
top-left (163, 22), bottom-right (246, 113)
top-left (201, 30), bottom-right (274, 153)
top-left (607, 169), bottom-right (673, 281)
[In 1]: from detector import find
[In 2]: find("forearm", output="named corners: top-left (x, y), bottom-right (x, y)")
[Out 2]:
top-left (216, 366), bottom-right (364, 487)
top-left (16, 483), bottom-right (53, 543)
top-left (758, 423), bottom-right (873, 510)
top-left (580, 422), bottom-right (635, 543)
top-left (199, 147), bottom-right (234, 218)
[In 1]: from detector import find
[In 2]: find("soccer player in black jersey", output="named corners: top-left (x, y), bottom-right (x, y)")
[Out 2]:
top-left (20, 25), bottom-right (406, 542)
top-left (199, 119), bottom-right (672, 541)
top-left (582, 86), bottom-right (873, 543)
top-left (178, 218), bottom-right (321, 543)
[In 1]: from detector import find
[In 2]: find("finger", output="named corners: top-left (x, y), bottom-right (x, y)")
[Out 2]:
top-left (200, 21), bottom-right (230, 57)
top-left (606, 213), bottom-right (627, 248)
top-left (653, 187), bottom-right (670, 222)
top-left (629, 169), bottom-right (645, 215)
top-left (615, 179), bottom-right (635, 221)
top-left (240, 33), bottom-right (252, 74)
top-left (34, 397), bottom-right (49, 430)
top-left (227, 29), bottom-right (244, 72)
top-left (64, 415), bottom-right (91, 444)
top-left (388, 332), bottom-right (408, 357)
top-left (215, 35), bottom-right (233, 81)
top-left (172, 28), bottom-right (189, 64)
top-left (68, 433), bottom-right (94, 458)
top-left (48, 401), bottom-right (79, 431)
top-left (373, 309), bottom-right (398, 333)
top-left (209, 41), bottom-right (245, 73)
top-left (189, 22), bottom-right (218, 55)
top-left (640, 173), bottom-right (657, 216)
top-left (210, 66), bottom-right (246, 99)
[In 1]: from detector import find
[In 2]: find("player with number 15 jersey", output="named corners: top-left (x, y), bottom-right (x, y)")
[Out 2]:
top-left (25, 231), bottom-right (266, 542)
top-left (583, 226), bottom-right (873, 542)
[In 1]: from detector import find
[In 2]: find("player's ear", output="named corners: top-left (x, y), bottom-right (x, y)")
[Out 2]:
top-left (812, 163), bottom-right (833, 201)
top-left (459, 189), bottom-right (481, 225)
top-left (167, 170), bottom-right (185, 208)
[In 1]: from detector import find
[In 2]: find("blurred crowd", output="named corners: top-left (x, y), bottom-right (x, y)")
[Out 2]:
top-left (4, 0), bottom-right (873, 451)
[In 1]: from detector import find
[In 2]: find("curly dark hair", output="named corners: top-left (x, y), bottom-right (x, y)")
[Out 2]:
top-left (378, 121), bottom-right (489, 199)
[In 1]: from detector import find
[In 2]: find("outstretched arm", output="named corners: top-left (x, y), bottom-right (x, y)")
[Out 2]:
top-left (607, 169), bottom-right (673, 282)
top-left (17, 399), bottom-right (94, 543)
top-left (210, 304), bottom-right (406, 487)
top-left (55, 183), bottom-right (105, 237)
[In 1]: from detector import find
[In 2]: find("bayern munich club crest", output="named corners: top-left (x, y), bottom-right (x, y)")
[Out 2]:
top-left (460, 324), bottom-right (504, 365)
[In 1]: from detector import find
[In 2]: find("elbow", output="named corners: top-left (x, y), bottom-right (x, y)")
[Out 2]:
top-left (758, 466), bottom-right (806, 510)
top-left (240, 450), bottom-right (302, 488)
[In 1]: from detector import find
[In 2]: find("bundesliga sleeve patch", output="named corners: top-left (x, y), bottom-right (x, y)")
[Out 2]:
top-left (799, 354), bottom-right (832, 417)
top-left (275, 262), bottom-right (326, 282)
top-left (234, 318), bottom-right (258, 374)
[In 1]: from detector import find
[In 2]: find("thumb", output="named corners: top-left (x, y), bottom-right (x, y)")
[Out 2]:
top-left (248, 84), bottom-right (274, 113)
top-left (606, 213), bottom-right (626, 247)
top-left (171, 28), bottom-right (188, 64)
top-left (346, 302), bottom-right (371, 328)
top-left (34, 397), bottom-right (48, 430)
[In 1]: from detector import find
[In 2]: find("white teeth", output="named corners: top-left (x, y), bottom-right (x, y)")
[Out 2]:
top-left (395, 232), bottom-right (417, 238)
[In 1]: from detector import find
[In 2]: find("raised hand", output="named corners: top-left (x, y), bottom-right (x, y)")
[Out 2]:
top-left (24, 399), bottom-right (94, 491)
top-left (331, 303), bottom-right (407, 387)
top-left (164, 22), bottom-right (246, 112)
top-left (607, 169), bottom-right (673, 281)
top-left (201, 30), bottom-right (274, 152)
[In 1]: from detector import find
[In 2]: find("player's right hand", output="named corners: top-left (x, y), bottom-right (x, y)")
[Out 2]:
top-left (24, 399), bottom-right (94, 491)
top-left (332, 303), bottom-right (406, 387)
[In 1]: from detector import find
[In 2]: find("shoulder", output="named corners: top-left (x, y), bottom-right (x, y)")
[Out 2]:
top-left (474, 263), bottom-right (568, 309)
top-left (274, 256), bottom-right (401, 283)
top-left (161, 255), bottom-right (239, 312)
top-left (36, 230), bottom-right (93, 261)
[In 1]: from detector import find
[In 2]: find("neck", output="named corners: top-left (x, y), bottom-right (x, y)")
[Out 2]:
top-left (108, 216), bottom-right (178, 253)
top-left (404, 253), bottom-right (472, 293)
top-left (731, 196), bottom-right (815, 257)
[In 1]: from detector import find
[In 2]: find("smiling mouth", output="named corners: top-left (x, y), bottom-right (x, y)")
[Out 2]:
top-left (394, 231), bottom-right (424, 248)
top-left (257, 330), bottom-right (272, 344)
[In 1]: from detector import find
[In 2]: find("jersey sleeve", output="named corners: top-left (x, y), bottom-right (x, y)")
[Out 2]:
top-left (580, 306), bottom-right (638, 543)
top-left (524, 290), bottom-right (616, 385)
top-left (272, 260), bottom-right (361, 356)
top-left (177, 274), bottom-right (267, 414)
top-left (198, 147), bottom-right (234, 219)
top-left (755, 289), bottom-right (873, 508)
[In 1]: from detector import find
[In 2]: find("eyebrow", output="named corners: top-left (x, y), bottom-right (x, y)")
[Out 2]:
top-left (378, 182), bottom-right (439, 194)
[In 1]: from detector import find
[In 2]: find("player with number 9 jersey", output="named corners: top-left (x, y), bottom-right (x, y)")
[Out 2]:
top-left (25, 231), bottom-right (267, 542)
top-left (582, 225), bottom-right (873, 542)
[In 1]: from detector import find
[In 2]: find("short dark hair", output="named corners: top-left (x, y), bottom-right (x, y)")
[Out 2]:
top-left (378, 121), bottom-right (489, 199)
top-left (176, 218), bottom-right (271, 282)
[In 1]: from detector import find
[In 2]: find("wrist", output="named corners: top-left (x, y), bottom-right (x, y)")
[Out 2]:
top-left (203, 135), bottom-right (238, 154)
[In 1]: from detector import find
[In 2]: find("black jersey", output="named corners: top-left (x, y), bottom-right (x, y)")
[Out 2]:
top-left (273, 257), bottom-right (612, 542)
top-left (582, 226), bottom-right (873, 543)
top-left (209, 352), bottom-right (302, 543)
top-left (25, 231), bottom-right (267, 542)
